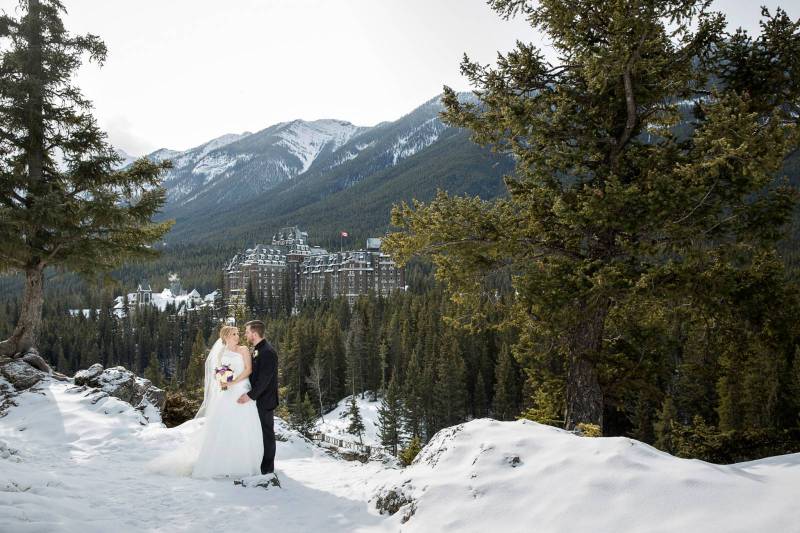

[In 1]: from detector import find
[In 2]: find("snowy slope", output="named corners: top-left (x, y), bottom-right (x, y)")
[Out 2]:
top-left (373, 419), bottom-right (800, 533)
top-left (315, 393), bottom-right (383, 447)
top-left (276, 119), bottom-right (365, 173)
top-left (2, 380), bottom-right (797, 533)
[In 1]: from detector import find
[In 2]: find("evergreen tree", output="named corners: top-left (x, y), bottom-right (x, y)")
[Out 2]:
top-left (346, 394), bottom-right (366, 445)
top-left (433, 333), bottom-right (467, 431)
top-left (185, 330), bottom-right (206, 391)
top-left (377, 372), bottom-right (404, 455)
top-left (493, 344), bottom-right (521, 421)
top-left (0, 0), bottom-right (173, 355)
top-left (385, 1), bottom-right (800, 431)
top-left (345, 314), bottom-right (367, 396)
top-left (403, 349), bottom-right (425, 440)
top-left (289, 392), bottom-right (317, 438)
top-left (378, 340), bottom-right (390, 393)
top-left (144, 351), bottom-right (163, 388)
top-left (473, 370), bottom-right (488, 418)
top-left (654, 396), bottom-right (679, 454)
top-left (399, 435), bottom-right (422, 466)
top-left (55, 343), bottom-right (69, 375)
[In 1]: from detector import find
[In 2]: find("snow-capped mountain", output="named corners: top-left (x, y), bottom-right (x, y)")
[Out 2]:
top-left (150, 95), bottom-right (457, 214)
top-left (155, 93), bottom-right (513, 245)
top-left (149, 120), bottom-right (367, 208)
top-left (114, 148), bottom-right (139, 168)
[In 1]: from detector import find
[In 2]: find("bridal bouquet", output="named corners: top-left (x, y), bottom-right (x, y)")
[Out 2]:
top-left (215, 364), bottom-right (235, 391)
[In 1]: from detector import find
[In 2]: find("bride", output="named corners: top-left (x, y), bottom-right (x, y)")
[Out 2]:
top-left (148, 325), bottom-right (263, 478)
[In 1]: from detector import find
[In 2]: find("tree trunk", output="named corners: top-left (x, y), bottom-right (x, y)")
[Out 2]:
top-left (0, 266), bottom-right (45, 355)
top-left (564, 299), bottom-right (608, 431)
top-left (0, 0), bottom-right (48, 357)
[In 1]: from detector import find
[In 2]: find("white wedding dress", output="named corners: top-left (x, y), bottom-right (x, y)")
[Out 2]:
top-left (147, 340), bottom-right (263, 478)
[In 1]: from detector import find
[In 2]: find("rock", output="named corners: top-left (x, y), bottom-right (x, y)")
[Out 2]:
top-left (1, 360), bottom-right (44, 390)
top-left (141, 385), bottom-right (166, 412)
top-left (0, 356), bottom-right (13, 366)
top-left (374, 485), bottom-right (415, 516)
top-left (131, 376), bottom-right (165, 411)
top-left (234, 473), bottom-right (281, 490)
top-left (74, 363), bottom-right (104, 386)
top-left (73, 364), bottom-right (166, 417)
top-left (22, 352), bottom-right (52, 374)
top-left (50, 371), bottom-right (69, 382)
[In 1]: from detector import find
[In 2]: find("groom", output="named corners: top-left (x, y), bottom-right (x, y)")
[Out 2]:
top-left (238, 320), bottom-right (278, 475)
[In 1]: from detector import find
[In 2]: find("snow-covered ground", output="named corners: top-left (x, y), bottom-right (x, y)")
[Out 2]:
top-left (1, 378), bottom-right (798, 532)
top-left (0, 379), bottom-right (395, 533)
top-left (315, 393), bottom-right (383, 447)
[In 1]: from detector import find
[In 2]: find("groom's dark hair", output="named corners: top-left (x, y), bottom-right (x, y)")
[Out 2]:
top-left (245, 320), bottom-right (266, 338)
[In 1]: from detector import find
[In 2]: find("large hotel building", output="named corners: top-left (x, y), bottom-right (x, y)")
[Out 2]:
top-left (223, 227), bottom-right (405, 311)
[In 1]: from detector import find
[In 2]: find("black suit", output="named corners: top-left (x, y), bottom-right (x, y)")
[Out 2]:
top-left (247, 338), bottom-right (278, 474)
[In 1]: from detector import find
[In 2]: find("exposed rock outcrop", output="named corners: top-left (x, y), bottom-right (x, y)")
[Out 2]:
top-left (1, 360), bottom-right (45, 390)
top-left (73, 364), bottom-right (165, 421)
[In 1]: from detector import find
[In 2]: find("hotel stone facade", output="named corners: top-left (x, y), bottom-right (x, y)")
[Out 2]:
top-left (223, 227), bottom-right (405, 312)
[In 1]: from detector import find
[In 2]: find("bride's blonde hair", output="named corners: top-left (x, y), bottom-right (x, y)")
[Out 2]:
top-left (219, 325), bottom-right (239, 342)
top-left (217, 326), bottom-right (240, 367)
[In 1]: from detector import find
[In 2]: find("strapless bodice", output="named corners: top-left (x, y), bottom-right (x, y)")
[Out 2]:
top-left (220, 350), bottom-right (245, 373)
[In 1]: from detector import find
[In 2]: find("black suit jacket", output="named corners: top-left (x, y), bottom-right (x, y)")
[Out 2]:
top-left (247, 339), bottom-right (279, 410)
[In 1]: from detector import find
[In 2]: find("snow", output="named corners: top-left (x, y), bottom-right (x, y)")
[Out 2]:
top-left (0, 379), bottom-right (394, 532)
top-left (373, 419), bottom-right (800, 532)
top-left (1, 381), bottom-right (798, 533)
top-left (67, 309), bottom-right (98, 318)
top-left (148, 148), bottom-right (181, 163)
top-left (195, 132), bottom-right (251, 159)
top-left (315, 393), bottom-right (383, 447)
top-left (276, 119), bottom-right (365, 173)
top-left (191, 153), bottom-right (252, 182)
top-left (391, 117), bottom-right (445, 165)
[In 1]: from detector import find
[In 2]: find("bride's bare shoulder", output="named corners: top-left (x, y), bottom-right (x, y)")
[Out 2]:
top-left (235, 345), bottom-right (250, 356)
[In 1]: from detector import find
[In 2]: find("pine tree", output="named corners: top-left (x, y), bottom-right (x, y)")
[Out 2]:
top-left (654, 396), bottom-right (679, 454)
top-left (345, 314), bottom-right (367, 396)
top-left (403, 349), bottom-right (425, 440)
top-left (290, 392), bottom-right (317, 438)
top-left (377, 372), bottom-right (404, 456)
top-left (346, 394), bottom-right (366, 445)
top-left (185, 330), bottom-right (206, 392)
top-left (385, 2), bottom-right (800, 431)
top-left (399, 435), bottom-right (422, 466)
top-left (144, 351), bottom-right (163, 388)
top-left (473, 370), bottom-right (488, 418)
top-left (433, 333), bottom-right (467, 431)
top-left (378, 339), bottom-right (390, 394)
top-left (55, 342), bottom-right (69, 375)
top-left (0, 1), bottom-right (173, 355)
top-left (493, 344), bottom-right (521, 421)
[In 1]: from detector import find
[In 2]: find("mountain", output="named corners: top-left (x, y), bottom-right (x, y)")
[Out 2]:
top-left (114, 148), bottom-right (139, 168)
top-left (152, 94), bottom-right (512, 248)
top-left (149, 120), bottom-right (366, 210)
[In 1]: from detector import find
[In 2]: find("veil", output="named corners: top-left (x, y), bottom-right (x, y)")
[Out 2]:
top-left (194, 338), bottom-right (224, 419)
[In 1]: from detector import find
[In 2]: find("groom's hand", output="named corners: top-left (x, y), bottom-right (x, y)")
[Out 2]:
top-left (237, 394), bottom-right (251, 404)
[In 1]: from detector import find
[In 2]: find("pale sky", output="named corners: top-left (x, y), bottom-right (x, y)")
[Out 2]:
top-left (0, 0), bottom-right (796, 155)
